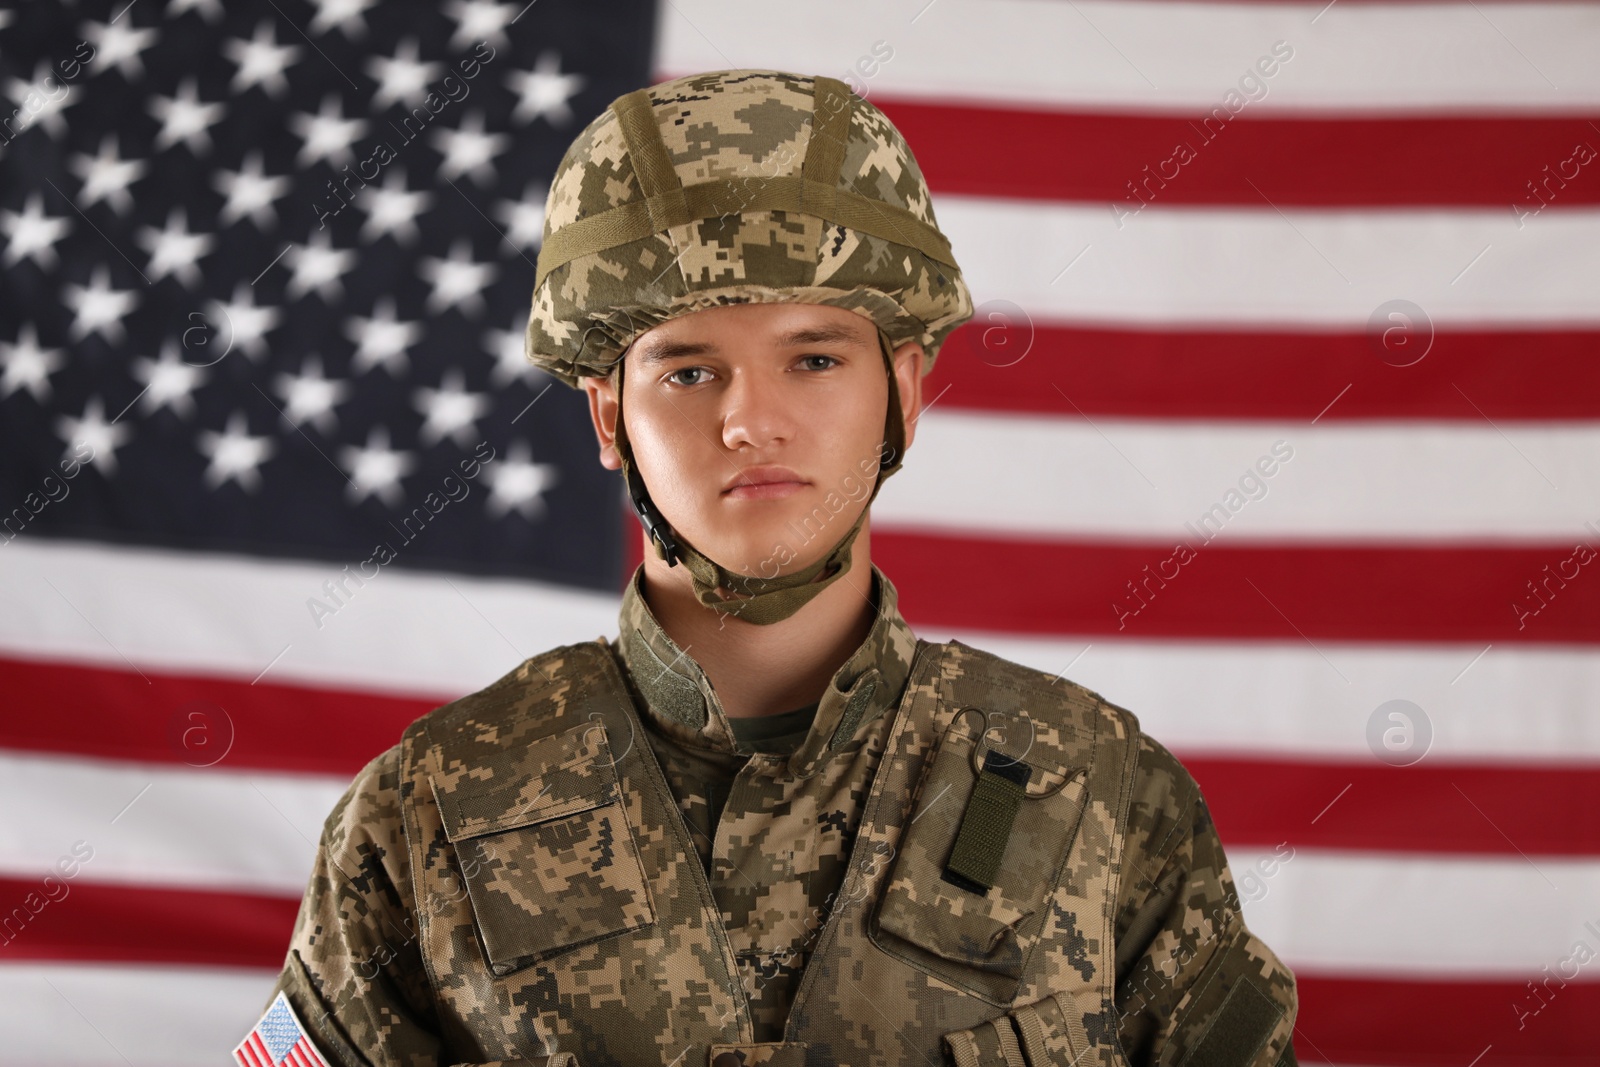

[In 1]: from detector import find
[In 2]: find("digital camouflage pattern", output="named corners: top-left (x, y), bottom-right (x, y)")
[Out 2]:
top-left (250, 564), bottom-right (1298, 1066)
top-left (523, 69), bottom-right (975, 387)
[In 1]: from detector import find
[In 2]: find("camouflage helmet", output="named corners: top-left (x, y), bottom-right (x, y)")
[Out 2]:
top-left (524, 69), bottom-right (974, 624)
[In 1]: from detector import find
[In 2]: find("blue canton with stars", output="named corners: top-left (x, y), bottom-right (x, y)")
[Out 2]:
top-left (0, 0), bottom-right (654, 589)
top-left (257, 991), bottom-right (311, 1062)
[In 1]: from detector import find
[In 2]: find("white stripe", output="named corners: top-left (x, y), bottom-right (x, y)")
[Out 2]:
top-left (935, 197), bottom-right (1600, 327)
top-left (0, 538), bottom-right (616, 697)
top-left (4, 541), bottom-right (1600, 761)
top-left (880, 413), bottom-right (1600, 541)
top-left (2, 643), bottom-right (1597, 904)
top-left (4, 759), bottom-right (1597, 977)
top-left (1235, 848), bottom-right (1600, 976)
top-left (657, 0), bottom-right (1600, 112)
top-left (0, 962), bottom-right (277, 1066)
top-left (937, 634), bottom-right (1600, 762)
top-left (0, 750), bottom-right (343, 894)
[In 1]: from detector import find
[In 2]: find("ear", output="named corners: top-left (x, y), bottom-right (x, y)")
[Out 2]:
top-left (580, 371), bottom-right (623, 471)
top-left (890, 338), bottom-right (926, 452)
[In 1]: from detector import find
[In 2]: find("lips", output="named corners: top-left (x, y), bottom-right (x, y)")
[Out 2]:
top-left (722, 464), bottom-right (807, 494)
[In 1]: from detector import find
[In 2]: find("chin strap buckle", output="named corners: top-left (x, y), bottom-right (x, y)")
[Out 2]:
top-left (624, 460), bottom-right (681, 567)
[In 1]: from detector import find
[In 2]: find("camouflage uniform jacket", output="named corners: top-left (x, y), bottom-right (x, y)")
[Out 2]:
top-left (253, 564), bottom-right (1298, 1066)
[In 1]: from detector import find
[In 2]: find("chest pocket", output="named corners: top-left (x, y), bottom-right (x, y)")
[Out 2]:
top-left (431, 719), bottom-right (657, 977)
top-left (870, 704), bottom-right (1090, 1005)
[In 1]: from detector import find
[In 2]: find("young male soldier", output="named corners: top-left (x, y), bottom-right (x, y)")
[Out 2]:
top-left (239, 69), bottom-right (1298, 1067)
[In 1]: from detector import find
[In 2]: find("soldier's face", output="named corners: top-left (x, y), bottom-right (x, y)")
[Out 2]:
top-left (583, 302), bottom-right (923, 581)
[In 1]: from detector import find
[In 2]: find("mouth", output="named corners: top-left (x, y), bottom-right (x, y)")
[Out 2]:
top-left (722, 465), bottom-right (809, 500)
top-left (724, 481), bottom-right (806, 501)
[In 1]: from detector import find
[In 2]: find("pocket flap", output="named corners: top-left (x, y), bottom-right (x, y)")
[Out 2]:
top-left (872, 706), bottom-right (1092, 1002)
top-left (433, 720), bottom-right (620, 842)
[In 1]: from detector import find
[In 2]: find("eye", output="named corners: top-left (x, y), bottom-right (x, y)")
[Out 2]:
top-left (665, 366), bottom-right (713, 387)
top-left (799, 354), bottom-right (840, 371)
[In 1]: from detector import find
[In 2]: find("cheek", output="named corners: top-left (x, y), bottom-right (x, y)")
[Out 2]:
top-left (820, 379), bottom-right (889, 467)
top-left (626, 405), bottom-right (703, 504)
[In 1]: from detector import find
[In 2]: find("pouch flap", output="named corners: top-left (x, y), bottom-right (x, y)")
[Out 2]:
top-left (872, 701), bottom-right (1093, 1001)
top-left (951, 704), bottom-right (1086, 800)
top-left (433, 719), bottom-right (620, 842)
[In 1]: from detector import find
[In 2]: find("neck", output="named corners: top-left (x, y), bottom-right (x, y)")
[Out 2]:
top-left (638, 523), bottom-right (878, 719)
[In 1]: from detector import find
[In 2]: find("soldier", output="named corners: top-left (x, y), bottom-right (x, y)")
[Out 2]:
top-left (237, 69), bottom-right (1298, 1067)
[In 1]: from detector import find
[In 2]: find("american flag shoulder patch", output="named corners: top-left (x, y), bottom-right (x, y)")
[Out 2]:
top-left (232, 990), bottom-right (336, 1067)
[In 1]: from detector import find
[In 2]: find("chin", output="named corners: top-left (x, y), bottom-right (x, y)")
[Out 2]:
top-left (688, 515), bottom-right (828, 580)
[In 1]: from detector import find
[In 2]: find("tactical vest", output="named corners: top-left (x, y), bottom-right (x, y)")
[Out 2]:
top-left (398, 635), bottom-right (1142, 1067)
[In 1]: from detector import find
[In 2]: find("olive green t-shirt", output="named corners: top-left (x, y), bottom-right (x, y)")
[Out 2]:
top-left (727, 701), bottom-right (820, 757)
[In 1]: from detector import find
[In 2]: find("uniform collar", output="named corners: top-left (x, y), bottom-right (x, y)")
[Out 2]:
top-left (609, 561), bottom-right (920, 775)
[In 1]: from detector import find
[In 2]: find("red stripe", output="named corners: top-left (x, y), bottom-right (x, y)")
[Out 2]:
top-left (291, 1041), bottom-right (329, 1067)
top-left (1183, 756), bottom-right (1600, 857)
top-left (237, 1034), bottom-right (269, 1067)
top-left (929, 323), bottom-right (1600, 420)
top-left (0, 654), bottom-right (442, 775)
top-left (1295, 972), bottom-right (1600, 1065)
top-left (878, 533), bottom-right (1600, 643)
top-left (0, 876), bottom-right (296, 968)
top-left (622, 505), bottom-right (645, 586)
top-left (879, 99), bottom-right (1600, 208)
top-left (11, 873), bottom-right (1598, 1067)
top-left (2, 659), bottom-right (1595, 860)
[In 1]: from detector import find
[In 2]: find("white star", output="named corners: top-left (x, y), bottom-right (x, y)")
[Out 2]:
top-left (198, 411), bottom-right (275, 492)
top-left (366, 38), bottom-right (440, 110)
top-left (136, 207), bottom-right (214, 288)
top-left (355, 169), bottom-right (432, 245)
top-left (4, 62), bottom-right (79, 139)
top-left (284, 231), bottom-right (356, 302)
top-left (81, 18), bottom-right (159, 81)
top-left (507, 51), bottom-right (585, 126)
top-left (339, 425), bottom-right (414, 507)
top-left (418, 239), bottom-right (497, 318)
top-left (54, 396), bottom-right (132, 477)
top-left (68, 134), bottom-right (148, 215)
top-left (63, 266), bottom-right (140, 345)
top-left (223, 21), bottom-right (302, 99)
top-left (131, 340), bottom-right (208, 418)
top-left (494, 181), bottom-right (547, 251)
top-left (345, 297), bottom-right (421, 375)
top-left (1, 193), bottom-right (72, 269)
top-left (484, 320), bottom-right (552, 388)
top-left (273, 355), bottom-right (349, 434)
top-left (412, 368), bottom-right (490, 447)
top-left (0, 323), bottom-right (65, 402)
top-left (431, 110), bottom-right (507, 186)
top-left (484, 439), bottom-right (558, 520)
top-left (148, 77), bottom-right (225, 155)
top-left (213, 151), bottom-right (291, 230)
top-left (166, 0), bottom-right (225, 23)
top-left (206, 283), bottom-right (281, 361)
top-left (308, 0), bottom-right (376, 39)
top-left (289, 95), bottom-right (368, 169)
top-left (444, 0), bottom-right (517, 51)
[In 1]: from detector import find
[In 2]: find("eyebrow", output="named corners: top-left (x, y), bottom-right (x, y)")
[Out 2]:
top-left (634, 323), bottom-right (869, 366)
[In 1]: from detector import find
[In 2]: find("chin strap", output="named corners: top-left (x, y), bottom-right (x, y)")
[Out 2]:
top-left (612, 327), bottom-right (908, 626)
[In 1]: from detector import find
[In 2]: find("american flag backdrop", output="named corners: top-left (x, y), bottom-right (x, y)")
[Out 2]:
top-left (1, 0), bottom-right (1598, 1063)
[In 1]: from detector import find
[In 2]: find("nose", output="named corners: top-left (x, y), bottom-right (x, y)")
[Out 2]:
top-left (719, 365), bottom-right (795, 452)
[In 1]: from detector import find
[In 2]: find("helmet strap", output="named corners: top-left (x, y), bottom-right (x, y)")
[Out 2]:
top-left (614, 326), bottom-right (908, 625)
